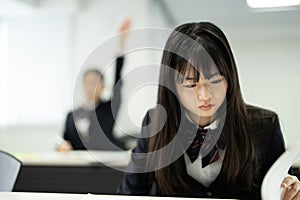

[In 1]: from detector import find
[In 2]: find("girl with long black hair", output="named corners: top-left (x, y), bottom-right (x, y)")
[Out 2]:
top-left (117, 22), bottom-right (300, 199)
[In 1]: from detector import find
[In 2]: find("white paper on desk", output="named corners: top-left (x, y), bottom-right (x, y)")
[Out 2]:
top-left (88, 150), bottom-right (131, 166)
top-left (261, 141), bottom-right (300, 200)
top-left (81, 194), bottom-right (166, 200)
top-left (81, 193), bottom-right (236, 200)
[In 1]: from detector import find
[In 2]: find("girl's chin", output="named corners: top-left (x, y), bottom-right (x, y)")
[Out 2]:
top-left (189, 112), bottom-right (214, 121)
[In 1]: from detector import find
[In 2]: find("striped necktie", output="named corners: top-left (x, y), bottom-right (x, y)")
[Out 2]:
top-left (186, 128), bottom-right (225, 168)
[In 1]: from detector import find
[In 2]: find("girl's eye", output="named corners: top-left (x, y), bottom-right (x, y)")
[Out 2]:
top-left (178, 75), bottom-right (224, 88)
top-left (182, 84), bottom-right (197, 88)
top-left (208, 76), bottom-right (224, 84)
top-left (209, 79), bottom-right (222, 84)
top-left (181, 77), bottom-right (197, 88)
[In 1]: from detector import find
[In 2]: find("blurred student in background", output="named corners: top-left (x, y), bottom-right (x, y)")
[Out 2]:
top-left (57, 19), bottom-right (131, 152)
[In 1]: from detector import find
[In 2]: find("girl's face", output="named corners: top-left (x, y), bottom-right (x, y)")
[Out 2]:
top-left (175, 65), bottom-right (228, 126)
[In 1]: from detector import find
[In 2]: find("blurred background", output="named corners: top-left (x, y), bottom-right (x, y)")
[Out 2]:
top-left (0, 0), bottom-right (299, 152)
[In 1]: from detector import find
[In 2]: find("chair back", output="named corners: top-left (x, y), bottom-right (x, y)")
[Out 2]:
top-left (261, 142), bottom-right (300, 200)
top-left (0, 150), bottom-right (22, 191)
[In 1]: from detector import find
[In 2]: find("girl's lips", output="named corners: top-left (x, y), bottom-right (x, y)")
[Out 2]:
top-left (199, 104), bottom-right (213, 111)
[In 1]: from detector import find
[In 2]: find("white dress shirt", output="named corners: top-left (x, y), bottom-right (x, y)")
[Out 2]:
top-left (184, 113), bottom-right (226, 187)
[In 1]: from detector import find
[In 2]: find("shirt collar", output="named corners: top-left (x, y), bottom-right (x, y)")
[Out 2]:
top-left (184, 111), bottom-right (219, 130)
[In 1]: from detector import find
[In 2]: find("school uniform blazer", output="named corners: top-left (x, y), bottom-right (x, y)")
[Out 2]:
top-left (117, 105), bottom-right (290, 199)
top-left (63, 56), bottom-right (124, 150)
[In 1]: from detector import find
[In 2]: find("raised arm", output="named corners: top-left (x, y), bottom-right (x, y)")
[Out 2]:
top-left (111, 19), bottom-right (131, 114)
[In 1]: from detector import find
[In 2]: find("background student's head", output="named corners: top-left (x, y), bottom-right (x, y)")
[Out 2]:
top-left (83, 69), bottom-right (104, 103)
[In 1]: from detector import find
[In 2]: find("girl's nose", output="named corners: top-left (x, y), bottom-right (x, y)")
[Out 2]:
top-left (195, 79), bottom-right (211, 101)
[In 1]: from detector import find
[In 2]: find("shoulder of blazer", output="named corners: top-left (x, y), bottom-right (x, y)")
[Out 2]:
top-left (246, 104), bottom-right (279, 143)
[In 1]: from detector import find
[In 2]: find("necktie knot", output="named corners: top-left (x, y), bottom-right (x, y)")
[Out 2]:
top-left (186, 128), bottom-right (225, 168)
top-left (189, 129), bottom-right (207, 148)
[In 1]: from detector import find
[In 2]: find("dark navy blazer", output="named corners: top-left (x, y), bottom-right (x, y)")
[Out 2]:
top-left (117, 105), bottom-right (291, 199)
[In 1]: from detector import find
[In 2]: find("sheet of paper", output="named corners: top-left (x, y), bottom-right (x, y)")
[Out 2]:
top-left (261, 141), bottom-right (300, 200)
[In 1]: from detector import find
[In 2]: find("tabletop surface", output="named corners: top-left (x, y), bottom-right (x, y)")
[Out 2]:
top-left (0, 192), bottom-right (237, 200)
top-left (13, 150), bottom-right (131, 166)
top-left (13, 149), bottom-right (300, 168)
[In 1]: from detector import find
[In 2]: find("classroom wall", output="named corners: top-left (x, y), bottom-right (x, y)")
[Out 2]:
top-left (216, 23), bottom-right (300, 148)
top-left (0, 11), bottom-right (75, 152)
top-left (233, 39), bottom-right (300, 147)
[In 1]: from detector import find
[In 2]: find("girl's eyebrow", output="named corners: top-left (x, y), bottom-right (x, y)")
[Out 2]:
top-left (210, 72), bottom-right (220, 76)
top-left (206, 72), bottom-right (221, 79)
top-left (184, 72), bottom-right (220, 78)
top-left (184, 72), bottom-right (220, 79)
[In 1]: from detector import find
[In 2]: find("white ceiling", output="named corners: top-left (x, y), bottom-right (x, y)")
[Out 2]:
top-left (160, 0), bottom-right (300, 25)
top-left (1, 0), bottom-right (299, 41)
top-left (158, 0), bottom-right (300, 41)
top-left (2, 0), bottom-right (299, 26)
top-left (0, 0), bottom-right (79, 16)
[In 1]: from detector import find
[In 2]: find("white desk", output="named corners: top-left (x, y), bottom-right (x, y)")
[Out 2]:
top-left (14, 150), bottom-right (131, 167)
top-left (11, 151), bottom-right (300, 195)
top-left (13, 151), bottom-right (131, 194)
top-left (0, 192), bottom-right (84, 200)
top-left (0, 192), bottom-right (237, 200)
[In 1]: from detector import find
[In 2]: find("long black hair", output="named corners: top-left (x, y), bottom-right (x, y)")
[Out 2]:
top-left (147, 22), bottom-right (258, 195)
